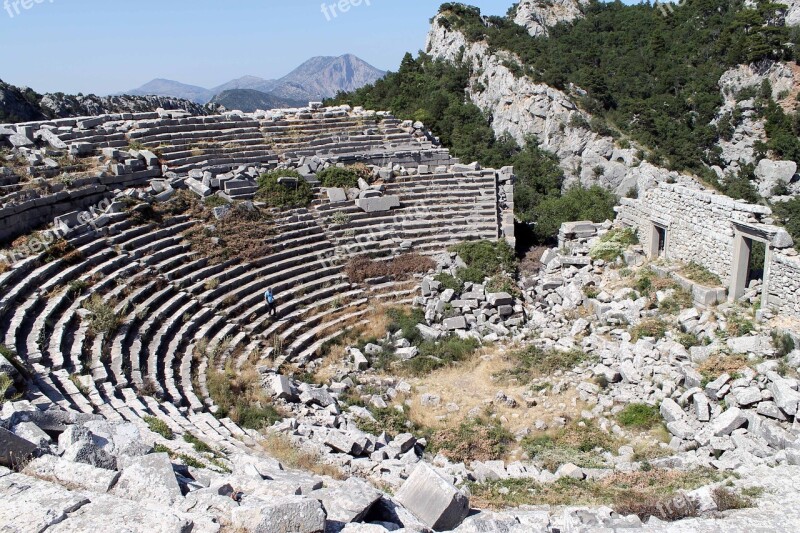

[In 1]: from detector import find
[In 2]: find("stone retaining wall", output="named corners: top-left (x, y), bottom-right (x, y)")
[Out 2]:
top-left (0, 170), bottom-right (157, 243)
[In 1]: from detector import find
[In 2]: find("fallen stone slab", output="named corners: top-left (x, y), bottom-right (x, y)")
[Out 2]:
top-left (355, 195), bottom-right (400, 213)
top-left (112, 453), bottom-right (182, 506)
top-left (486, 292), bottom-right (513, 307)
top-left (325, 430), bottom-right (364, 456)
top-left (24, 455), bottom-right (120, 493)
top-left (0, 472), bottom-right (90, 532)
top-left (265, 374), bottom-right (297, 401)
top-left (316, 477), bottom-right (382, 525)
top-left (416, 323), bottom-right (442, 340)
top-left (443, 316), bottom-right (467, 331)
top-left (712, 407), bottom-right (747, 437)
top-left (394, 462), bottom-right (470, 531)
top-left (48, 494), bottom-right (194, 533)
top-left (769, 377), bottom-right (800, 416)
top-left (232, 495), bottom-right (326, 533)
top-left (659, 398), bottom-right (685, 423)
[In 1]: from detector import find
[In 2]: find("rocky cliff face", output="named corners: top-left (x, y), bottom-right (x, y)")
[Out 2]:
top-left (425, 15), bottom-right (682, 195)
top-left (512, 0), bottom-right (589, 37)
top-left (0, 80), bottom-right (218, 124)
top-left (712, 61), bottom-right (800, 197)
top-left (427, 12), bottom-right (800, 198)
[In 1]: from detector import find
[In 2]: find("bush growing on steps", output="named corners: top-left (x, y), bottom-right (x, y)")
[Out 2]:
top-left (144, 416), bottom-right (174, 440)
top-left (255, 169), bottom-right (314, 208)
top-left (317, 167), bottom-right (361, 188)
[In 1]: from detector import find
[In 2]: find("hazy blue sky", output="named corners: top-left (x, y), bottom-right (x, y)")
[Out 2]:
top-left (0, 0), bottom-right (520, 95)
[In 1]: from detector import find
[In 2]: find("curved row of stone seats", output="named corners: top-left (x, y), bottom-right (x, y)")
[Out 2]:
top-left (314, 171), bottom-right (500, 256)
top-left (0, 229), bottom-right (116, 362)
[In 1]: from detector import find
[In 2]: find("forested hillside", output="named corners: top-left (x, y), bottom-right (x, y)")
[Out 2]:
top-left (437, 0), bottom-right (797, 175)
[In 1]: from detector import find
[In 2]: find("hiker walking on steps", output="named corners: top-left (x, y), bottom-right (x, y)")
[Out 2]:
top-left (265, 288), bottom-right (276, 316)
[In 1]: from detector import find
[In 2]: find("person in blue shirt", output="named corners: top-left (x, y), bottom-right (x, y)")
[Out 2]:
top-left (265, 288), bottom-right (276, 316)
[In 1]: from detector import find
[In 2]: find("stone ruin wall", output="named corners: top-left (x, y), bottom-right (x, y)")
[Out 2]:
top-left (618, 182), bottom-right (800, 317)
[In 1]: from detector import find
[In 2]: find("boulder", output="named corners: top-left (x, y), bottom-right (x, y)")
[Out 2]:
top-left (394, 462), bottom-right (470, 531)
top-left (486, 292), bottom-right (513, 307)
top-left (316, 477), bottom-right (382, 525)
top-left (443, 316), bottom-right (467, 331)
top-left (111, 453), bottom-right (182, 505)
top-left (769, 377), bottom-right (800, 416)
top-left (47, 494), bottom-right (194, 533)
top-left (711, 407), bottom-right (747, 437)
top-left (231, 495), bottom-right (326, 533)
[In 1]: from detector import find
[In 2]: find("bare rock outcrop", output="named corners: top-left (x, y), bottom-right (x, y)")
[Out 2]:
top-left (513, 0), bottom-right (589, 37)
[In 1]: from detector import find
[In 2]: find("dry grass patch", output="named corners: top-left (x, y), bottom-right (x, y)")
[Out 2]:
top-left (344, 254), bottom-right (435, 283)
top-left (698, 354), bottom-right (749, 384)
top-left (472, 467), bottom-right (727, 518)
top-left (428, 416), bottom-right (513, 463)
top-left (406, 346), bottom-right (586, 439)
top-left (262, 433), bottom-right (346, 480)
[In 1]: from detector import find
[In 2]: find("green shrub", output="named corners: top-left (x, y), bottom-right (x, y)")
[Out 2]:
top-left (772, 330), bottom-right (795, 357)
top-left (204, 196), bottom-right (230, 208)
top-left (385, 307), bottom-right (425, 345)
top-left (237, 405), bottom-right (283, 430)
top-left (83, 294), bottom-right (121, 335)
top-left (0, 373), bottom-right (13, 404)
top-left (523, 421), bottom-right (618, 470)
top-left (317, 167), bottom-right (361, 188)
top-left (434, 273), bottom-right (464, 292)
top-left (590, 228), bottom-right (639, 262)
top-left (183, 433), bottom-right (213, 453)
top-left (356, 405), bottom-right (415, 438)
top-left (727, 313), bottom-right (755, 337)
top-left (178, 453), bottom-right (206, 469)
top-left (712, 487), bottom-right (754, 511)
top-left (486, 274), bottom-right (518, 295)
top-left (403, 336), bottom-right (481, 375)
top-left (617, 403), bottom-right (661, 429)
top-left (450, 240), bottom-right (517, 278)
top-left (532, 186), bottom-right (617, 242)
top-left (772, 198), bottom-right (800, 252)
top-left (255, 170), bottom-right (314, 208)
top-left (144, 416), bottom-right (174, 440)
top-left (658, 288), bottom-right (693, 314)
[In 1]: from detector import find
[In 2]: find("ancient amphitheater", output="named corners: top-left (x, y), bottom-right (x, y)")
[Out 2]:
top-left (0, 104), bottom-right (519, 531)
top-left (5, 103), bottom-right (800, 533)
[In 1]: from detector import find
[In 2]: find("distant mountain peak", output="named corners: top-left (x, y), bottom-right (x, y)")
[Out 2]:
top-left (124, 54), bottom-right (385, 107)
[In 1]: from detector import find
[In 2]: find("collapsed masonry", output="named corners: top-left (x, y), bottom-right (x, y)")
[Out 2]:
top-left (618, 182), bottom-right (800, 317)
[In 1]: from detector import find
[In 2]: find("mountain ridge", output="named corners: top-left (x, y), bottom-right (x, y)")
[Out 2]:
top-left (125, 54), bottom-right (386, 106)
